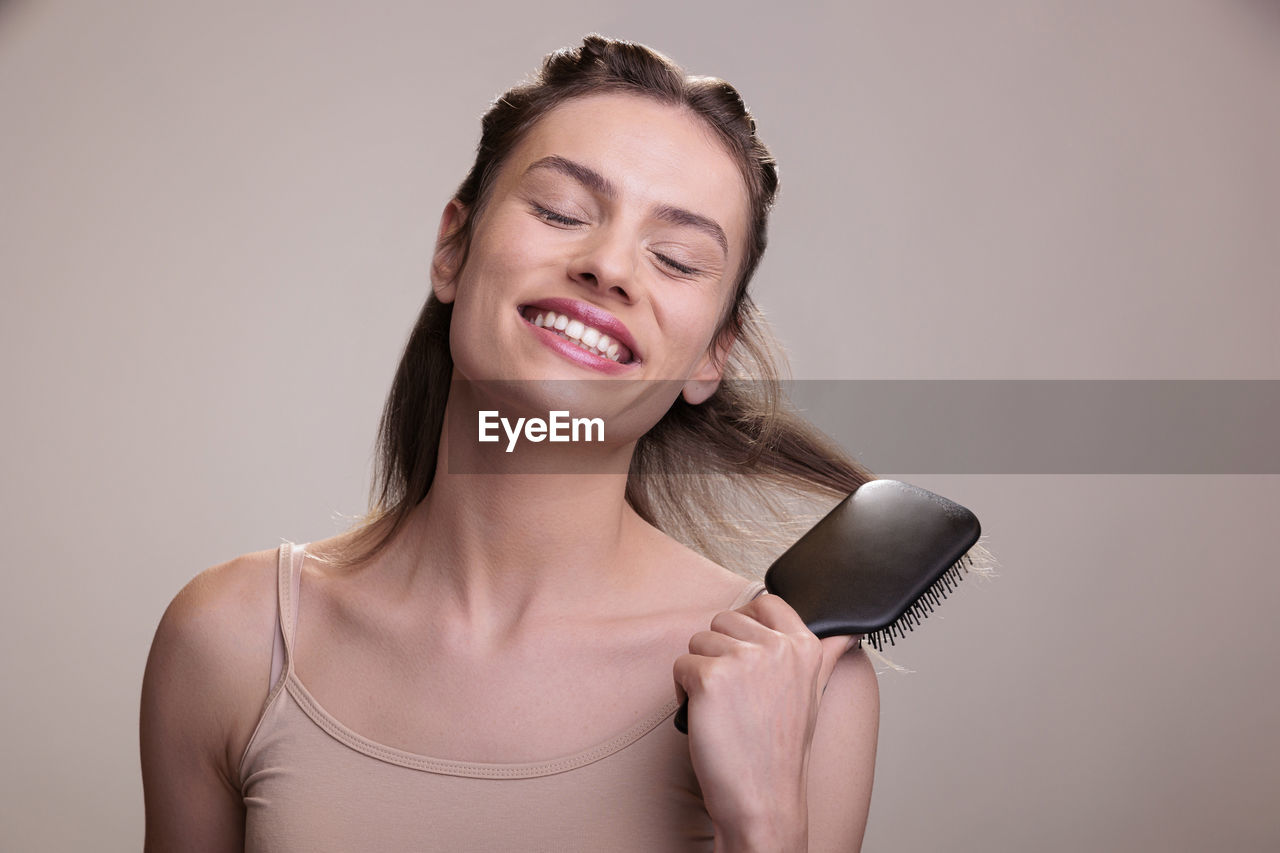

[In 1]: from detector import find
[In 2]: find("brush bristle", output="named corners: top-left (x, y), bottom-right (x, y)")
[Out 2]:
top-left (859, 552), bottom-right (975, 652)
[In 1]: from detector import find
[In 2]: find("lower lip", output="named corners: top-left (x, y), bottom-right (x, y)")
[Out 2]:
top-left (519, 313), bottom-right (636, 375)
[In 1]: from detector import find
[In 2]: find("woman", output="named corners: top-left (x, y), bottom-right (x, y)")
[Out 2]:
top-left (141, 35), bottom-right (879, 851)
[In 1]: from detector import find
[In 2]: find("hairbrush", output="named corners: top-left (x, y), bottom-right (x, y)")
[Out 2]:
top-left (674, 478), bottom-right (982, 734)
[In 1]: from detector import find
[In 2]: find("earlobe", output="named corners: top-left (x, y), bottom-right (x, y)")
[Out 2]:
top-left (430, 199), bottom-right (468, 304)
top-left (681, 329), bottom-right (736, 405)
top-left (681, 375), bottom-right (720, 405)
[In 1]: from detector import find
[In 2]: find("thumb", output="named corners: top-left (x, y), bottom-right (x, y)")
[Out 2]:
top-left (817, 634), bottom-right (860, 693)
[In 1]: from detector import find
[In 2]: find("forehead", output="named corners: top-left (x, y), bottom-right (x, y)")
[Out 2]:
top-left (497, 93), bottom-right (750, 256)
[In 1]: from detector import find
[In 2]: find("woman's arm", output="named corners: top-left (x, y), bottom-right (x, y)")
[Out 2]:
top-left (139, 554), bottom-right (276, 852)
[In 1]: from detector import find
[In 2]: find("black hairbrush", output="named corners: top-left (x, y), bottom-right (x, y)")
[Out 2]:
top-left (674, 478), bottom-right (981, 734)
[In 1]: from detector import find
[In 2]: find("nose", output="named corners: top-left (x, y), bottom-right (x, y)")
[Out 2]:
top-left (568, 223), bottom-right (638, 303)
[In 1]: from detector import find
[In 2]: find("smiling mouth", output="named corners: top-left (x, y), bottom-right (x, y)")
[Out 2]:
top-left (519, 306), bottom-right (636, 364)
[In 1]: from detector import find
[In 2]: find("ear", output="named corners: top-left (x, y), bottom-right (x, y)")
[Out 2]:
top-left (430, 199), bottom-right (468, 304)
top-left (681, 328), bottom-right (737, 405)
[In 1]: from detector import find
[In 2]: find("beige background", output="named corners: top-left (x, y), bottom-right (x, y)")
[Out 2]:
top-left (3, 0), bottom-right (1278, 850)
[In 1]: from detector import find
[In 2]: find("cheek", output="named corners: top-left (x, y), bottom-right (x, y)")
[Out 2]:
top-left (683, 287), bottom-right (735, 352)
top-left (663, 312), bottom-right (725, 375)
top-left (468, 227), bottom-right (559, 296)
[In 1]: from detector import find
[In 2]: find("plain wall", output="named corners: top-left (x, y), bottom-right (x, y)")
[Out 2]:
top-left (2, 1), bottom-right (1277, 849)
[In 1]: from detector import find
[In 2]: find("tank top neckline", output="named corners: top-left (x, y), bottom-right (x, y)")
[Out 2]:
top-left (266, 541), bottom-right (767, 780)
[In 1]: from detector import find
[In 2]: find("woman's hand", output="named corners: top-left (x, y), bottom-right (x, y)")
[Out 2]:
top-left (673, 593), bottom-right (858, 853)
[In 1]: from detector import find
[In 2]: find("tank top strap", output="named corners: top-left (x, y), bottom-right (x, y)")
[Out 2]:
top-left (268, 541), bottom-right (305, 690)
top-left (728, 578), bottom-right (767, 609)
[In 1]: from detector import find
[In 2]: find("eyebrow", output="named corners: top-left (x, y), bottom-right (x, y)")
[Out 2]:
top-left (524, 155), bottom-right (729, 258)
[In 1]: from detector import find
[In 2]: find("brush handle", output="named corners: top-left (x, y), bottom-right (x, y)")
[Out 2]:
top-left (675, 700), bottom-right (691, 734)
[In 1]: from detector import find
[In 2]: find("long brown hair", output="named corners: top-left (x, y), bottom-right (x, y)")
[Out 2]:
top-left (315, 35), bottom-right (877, 575)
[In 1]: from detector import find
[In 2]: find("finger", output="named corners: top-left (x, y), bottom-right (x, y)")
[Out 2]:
top-left (672, 676), bottom-right (687, 706)
top-left (688, 629), bottom-right (745, 658)
top-left (672, 652), bottom-right (712, 700)
top-left (708, 608), bottom-right (776, 644)
top-left (816, 634), bottom-right (861, 693)
top-left (736, 592), bottom-right (808, 634)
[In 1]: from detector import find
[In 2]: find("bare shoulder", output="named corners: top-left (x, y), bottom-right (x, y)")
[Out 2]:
top-left (818, 645), bottom-right (880, 740)
top-left (629, 519), bottom-right (758, 612)
top-left (808, 646), bottom-right (880, 851)
top-left (141, 547), bottom-right (281, 783)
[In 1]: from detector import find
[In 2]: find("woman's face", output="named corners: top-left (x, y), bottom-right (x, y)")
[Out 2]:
top-left (433, 92), bottom-right (751, 437)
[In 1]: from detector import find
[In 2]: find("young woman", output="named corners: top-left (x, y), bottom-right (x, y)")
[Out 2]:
top-left (141, 35), bottom-right (879, 852)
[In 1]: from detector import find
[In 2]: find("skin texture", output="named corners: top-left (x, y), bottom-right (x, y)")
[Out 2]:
top-left (140, 92), bottom-right (879, 852)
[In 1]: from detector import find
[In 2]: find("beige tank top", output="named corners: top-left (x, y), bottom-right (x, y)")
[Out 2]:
top-left (237, 542), bottom-right (766, 851)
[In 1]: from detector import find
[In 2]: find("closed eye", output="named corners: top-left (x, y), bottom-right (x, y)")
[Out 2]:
top-left (532, 200), bottom-right (701, 275)
top-left (531, 203), bottom-right (584, 227)
top-left (652, 252), bottom-right (699, 276)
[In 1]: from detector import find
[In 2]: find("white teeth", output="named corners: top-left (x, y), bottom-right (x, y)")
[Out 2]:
top-left (522, 306), bottom-right (629, 363)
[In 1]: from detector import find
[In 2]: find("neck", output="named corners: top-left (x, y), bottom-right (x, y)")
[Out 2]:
top-left (379, 376), bottom-right (649, 636)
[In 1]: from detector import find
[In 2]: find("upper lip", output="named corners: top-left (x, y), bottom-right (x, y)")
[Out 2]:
top-left (519, 297), bottom-right (641, 363)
